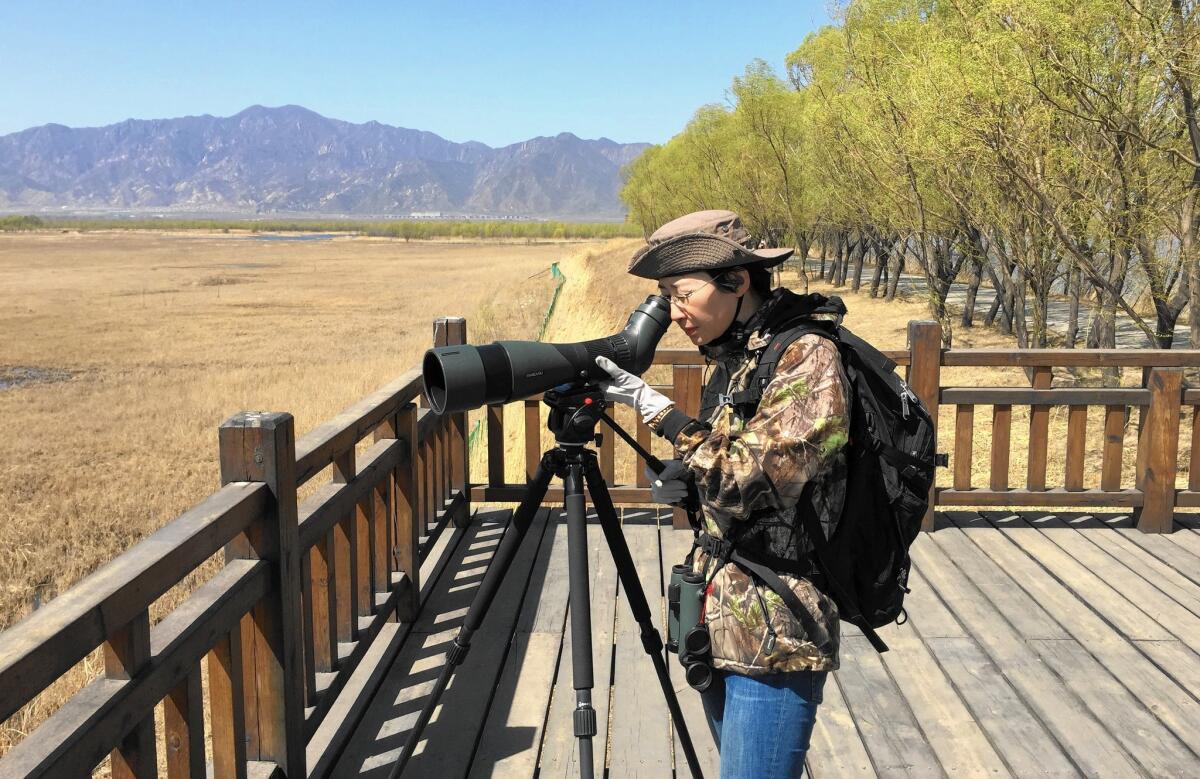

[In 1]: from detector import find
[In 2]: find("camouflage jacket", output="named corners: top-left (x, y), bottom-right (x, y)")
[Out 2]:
top-left (651, 289), bottom-right (852, 675)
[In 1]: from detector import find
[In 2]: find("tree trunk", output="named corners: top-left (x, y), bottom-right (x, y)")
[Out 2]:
top-left (869, 235), bottom-right (888, 298)
top-left (985, 292), bottom-right (1002, 328)
top-left (794, 231), bottom-right (812, 294)
top-left (850, 231), bottom-right (867, 292)
top-left (1085, 280), bottom-right (1113, 349)
top-left (1010, 264), bottom-right (1030, 348)
top-left (836, 232), bottom-right (853, 287)
top-left (831, 231), bottom-right (846, 285)
top-left (885, 242), bottom-right (904, 301)
top-left (1066, 262), bottom-right (1081, 348)
top-left (961, 254), bottom-right (982, 328)
top-left (983, 259), bottom-right (1014, 334)
top-left (1153, 298), bottom-right (1182, 348)
top-left (1030, 274), bottom-right (1050, 348)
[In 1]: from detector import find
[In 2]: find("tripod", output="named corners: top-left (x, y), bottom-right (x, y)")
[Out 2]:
top-left (389, 384), bottom-right (703, 779)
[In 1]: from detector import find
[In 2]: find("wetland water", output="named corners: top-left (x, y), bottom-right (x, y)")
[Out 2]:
top-left (244, 233), bottom-right (339, 241)
top-left (0, 366), bottom-right (72, 391)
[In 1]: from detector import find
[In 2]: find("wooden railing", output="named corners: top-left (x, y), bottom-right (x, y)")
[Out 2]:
top-left (0, 319), bottom-right (470, 777)
top-left (2, 315), bottom-right (1197, 778)
top-left (473, 320), bottom-right (1199, 534)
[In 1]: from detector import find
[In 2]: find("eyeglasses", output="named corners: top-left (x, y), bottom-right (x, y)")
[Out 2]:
top-left (663, 278), bottom-right (715, 309)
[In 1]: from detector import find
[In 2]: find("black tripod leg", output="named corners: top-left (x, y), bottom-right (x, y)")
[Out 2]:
top-left (388, 453), bottom-right (556, 779)
top-left (563, 460), bottom-right (597, 779)
top-left (582, 455), bottom-right (706, 779)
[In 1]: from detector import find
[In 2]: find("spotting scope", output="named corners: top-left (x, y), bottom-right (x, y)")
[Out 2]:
top-left (423, 294), bottom-right (671, 414)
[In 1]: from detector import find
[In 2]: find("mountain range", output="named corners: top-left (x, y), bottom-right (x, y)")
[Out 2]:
top-left (0, 105), bottom-right (649, 219)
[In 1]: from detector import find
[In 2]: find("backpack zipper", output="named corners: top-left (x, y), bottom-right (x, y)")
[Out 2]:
top-left (898, 380), bottom-right (913, 420)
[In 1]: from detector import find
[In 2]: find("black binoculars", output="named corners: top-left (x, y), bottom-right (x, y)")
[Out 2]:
top-left (668, 564), bottom-right (714, 691)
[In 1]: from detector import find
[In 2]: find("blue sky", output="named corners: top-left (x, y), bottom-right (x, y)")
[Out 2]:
top-left (0, 1), bottom-right (832, 146)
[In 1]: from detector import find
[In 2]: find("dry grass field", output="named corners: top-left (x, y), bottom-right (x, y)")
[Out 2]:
top-left (2, 230), bottom-right (1195, 769)
top-left (0, 230), bottom-right (584, 763)
top-left (0, 230), bottom-right (582, 630)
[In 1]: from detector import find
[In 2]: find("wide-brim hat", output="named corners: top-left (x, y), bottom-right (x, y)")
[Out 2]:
top-left (627, 209), bottom-right (794, 279)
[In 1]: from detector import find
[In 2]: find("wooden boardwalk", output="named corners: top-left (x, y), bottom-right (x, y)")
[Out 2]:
top-left (330, 508), bottom-right (1200, 778)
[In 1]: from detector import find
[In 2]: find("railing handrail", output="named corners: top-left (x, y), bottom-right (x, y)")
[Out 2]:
top-left (481, 320), bottom-right (1200, 536)
top-left (941, 348), bottom-right (1200, 367)
top-left (0, 481), bottom-right (269, 723)
top-left (658, 346), bottom-right (1200, 369)
top-left (1, 559), bottom-right (271, 776)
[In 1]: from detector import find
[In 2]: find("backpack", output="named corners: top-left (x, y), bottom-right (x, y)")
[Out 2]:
top-left (704, 294), bottom-right (941, 653)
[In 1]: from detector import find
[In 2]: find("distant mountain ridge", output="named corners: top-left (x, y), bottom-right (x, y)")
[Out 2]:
top-left (0, 105), bottom-right (649, 219)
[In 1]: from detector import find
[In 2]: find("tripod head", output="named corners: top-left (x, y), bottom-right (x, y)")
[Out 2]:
top-left (543, 382), bottom-right (608, 446)
top-left (542, 382), bottom-right (700, 518)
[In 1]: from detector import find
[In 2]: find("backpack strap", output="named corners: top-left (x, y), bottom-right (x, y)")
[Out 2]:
top-left (725, 318), bottom-right (839, 413)
top-left (697, 532), bottom-right (833, 654)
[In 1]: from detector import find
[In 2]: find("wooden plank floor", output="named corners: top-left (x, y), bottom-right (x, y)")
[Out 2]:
top-left (330, 508), bottom-right (1200, 778)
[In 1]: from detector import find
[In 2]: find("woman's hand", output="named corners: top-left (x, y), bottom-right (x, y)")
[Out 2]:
top-left (594, 356), bottom-right (673, 423)
top-left (645, 459), bottom-right (689, 504)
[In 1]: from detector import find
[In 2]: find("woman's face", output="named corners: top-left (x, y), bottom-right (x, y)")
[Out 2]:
top-left (657, 270), bottom-right (748, 346)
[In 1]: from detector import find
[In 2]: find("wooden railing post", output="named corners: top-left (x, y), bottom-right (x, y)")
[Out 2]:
top-left (373, 415), bottom-right (399, 623)
top-left (1027, 366), bottom-right (1053, 490)
top-left (906, 321), bottom-right (942, 532)
top-left (487, 404), bottom-right (505, 487)
top-left (104, 611), bottom-right (154, 778)
top-left (218, 412), bottom-right (305, 776)
top-left (1134, 368), bottom-right (1182, 533)
top-left (208, 630), bottom-right (248, 779)
top-left (433, 317), bottom-right (471, 527)
top-left (672, 364), bottom-right (704, 530)
top-left (164, 668), bottom-right (205, 778)
top-left (525, 400), bottom-right (542, 481)
top-left (332, 449), bottom-right (357, 644)
top-left (395, 402), bottom-right (421, 621)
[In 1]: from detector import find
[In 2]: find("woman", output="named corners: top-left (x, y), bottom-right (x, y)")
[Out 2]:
top-left (596, 209), bottom-right (852, 778)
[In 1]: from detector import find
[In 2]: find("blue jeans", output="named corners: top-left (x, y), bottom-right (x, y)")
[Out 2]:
top-left (700, 668), bottom-right (828, 779)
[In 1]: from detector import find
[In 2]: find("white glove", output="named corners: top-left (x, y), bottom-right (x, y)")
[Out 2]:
top-left (646, 459), bottom-right (689, 504)
top-left (594, 356), bottom-right (673, 423)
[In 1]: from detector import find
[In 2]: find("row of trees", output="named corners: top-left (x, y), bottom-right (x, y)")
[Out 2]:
top-left (12, 217), bottom-right (640, 241)
top-left (620, 0), bottom-right (1199, 348)
top-left (0, 215), bottom-right (45, 231)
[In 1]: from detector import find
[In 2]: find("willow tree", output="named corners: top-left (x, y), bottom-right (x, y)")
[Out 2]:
top-left (621, 0), bottom-right (1200, 348)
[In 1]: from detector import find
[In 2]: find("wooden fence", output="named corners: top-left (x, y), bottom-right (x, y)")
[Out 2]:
top-left (474, 321), bottom-right (1199, 535)
top-left (0, 321), bottom-right (471, 777)
top-left (1, 316), bottom-right (1197, 778)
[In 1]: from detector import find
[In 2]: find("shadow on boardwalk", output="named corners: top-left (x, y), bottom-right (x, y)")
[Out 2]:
top-left (332, 507), bottom-right (1200, 777)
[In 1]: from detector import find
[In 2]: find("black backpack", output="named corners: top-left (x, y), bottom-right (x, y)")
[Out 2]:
top-left (710, 294), bottom-right (941, 653)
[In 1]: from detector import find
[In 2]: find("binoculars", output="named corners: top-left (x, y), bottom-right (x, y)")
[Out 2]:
top-left (668, 564), bottom-right (713, 691)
